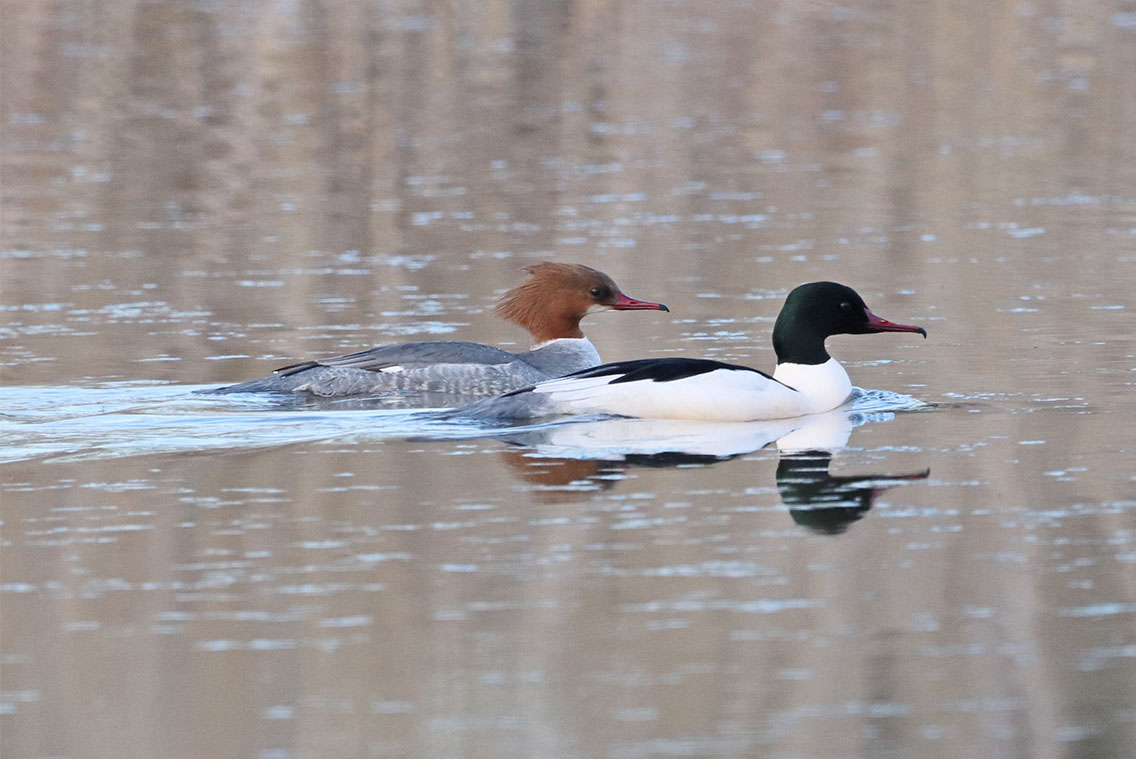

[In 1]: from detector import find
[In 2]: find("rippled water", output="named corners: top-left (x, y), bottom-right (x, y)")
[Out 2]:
top-left (3, 1), bottom-right (1136, 758)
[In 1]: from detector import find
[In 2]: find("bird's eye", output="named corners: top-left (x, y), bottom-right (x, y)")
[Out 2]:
top-left (839, 301), bottom-right (852, 312)
top-left (590, 286), bottom-right (607, 299)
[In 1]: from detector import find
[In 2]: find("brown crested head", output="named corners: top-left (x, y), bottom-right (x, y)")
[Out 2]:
top-left (494, 262), bottom-right (669, 344)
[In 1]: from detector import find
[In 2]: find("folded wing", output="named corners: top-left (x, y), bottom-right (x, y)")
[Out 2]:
top-left (275, 340), bottom-right (519, 376)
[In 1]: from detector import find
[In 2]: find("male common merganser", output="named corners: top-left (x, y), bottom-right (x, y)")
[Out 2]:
top-left (453, 281), bottom-right (926, 422)
top-left (207, 262), bottom-right (669, 398)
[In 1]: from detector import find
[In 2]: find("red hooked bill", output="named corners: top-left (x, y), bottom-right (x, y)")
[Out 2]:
top-left (612, 293), bottom-right (670, 312)
top-left (864, 307), bottom-right (926, 338)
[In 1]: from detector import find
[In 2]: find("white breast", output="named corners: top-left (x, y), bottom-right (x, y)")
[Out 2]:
top-left (772, 359), bottom-right (853, 415)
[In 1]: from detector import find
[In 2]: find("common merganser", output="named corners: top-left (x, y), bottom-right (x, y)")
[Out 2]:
top-left (206, 263), bottom-right (669, 398)
top-left (453, 281), bottom-right (926, 422)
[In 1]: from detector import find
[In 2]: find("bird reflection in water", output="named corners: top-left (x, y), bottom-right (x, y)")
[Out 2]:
top-left (775, 451), bottom-right (929, 534)
top-left (495, 447), bottom-right (728, 502)
top-left (487, 410), bottom-right (929, 533)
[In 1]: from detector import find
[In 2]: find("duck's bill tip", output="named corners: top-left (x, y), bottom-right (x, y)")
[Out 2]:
top-left (612, 293), bottom-right (669, 312)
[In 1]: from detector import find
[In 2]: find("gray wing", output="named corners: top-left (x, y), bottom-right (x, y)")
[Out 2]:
top-left (274, 341), bottom-right (519, 377)
top-left (208, 360), bottom-right (550, 399)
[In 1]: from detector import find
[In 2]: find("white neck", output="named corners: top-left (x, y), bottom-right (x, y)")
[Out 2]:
top-left (530, 336), bottom-right (594, 351)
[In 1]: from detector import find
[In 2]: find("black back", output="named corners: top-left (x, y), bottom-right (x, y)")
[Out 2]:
top-left (570, 357), bottom-right (772, 384)
top-left (502, 357), bottom-right (773, 397)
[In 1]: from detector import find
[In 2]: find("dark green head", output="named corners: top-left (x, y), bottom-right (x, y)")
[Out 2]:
top-left (772, 282), bottom-right (926, 365)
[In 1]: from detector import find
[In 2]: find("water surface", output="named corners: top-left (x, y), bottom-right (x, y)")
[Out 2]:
top-left (3, 1), bottom-right (1135, 758)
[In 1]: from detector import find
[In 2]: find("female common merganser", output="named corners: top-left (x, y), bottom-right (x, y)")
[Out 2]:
top-left (454, 281), bottom-right (926, 422)
top-left (207, 262), bottom-right (669, 398)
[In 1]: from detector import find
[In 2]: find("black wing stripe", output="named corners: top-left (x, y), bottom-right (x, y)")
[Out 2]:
top-left (275, 360), bottom-right (321, 376)
top-left (498, 358), bottom-right (779, 399)
top-left (560, 358), bottom-right (774, 384)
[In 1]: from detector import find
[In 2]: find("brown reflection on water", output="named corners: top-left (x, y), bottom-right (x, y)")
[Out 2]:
top-left (3, 0), bottom-right (1136, 757)
top-left (496, 448), bottom-right (613, 499)
top-left (4, 0), bottom-right (1133, 383)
